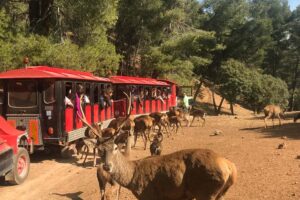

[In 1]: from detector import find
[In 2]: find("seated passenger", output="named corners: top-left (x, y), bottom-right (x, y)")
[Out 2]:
top-left (156, 89), bottom-right (164, 103)
top-left (65, 89), bottom-right (74, 107)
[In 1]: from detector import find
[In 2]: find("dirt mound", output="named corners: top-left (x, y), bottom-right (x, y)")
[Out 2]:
top-left (196, 85), bottom-right (252, 116)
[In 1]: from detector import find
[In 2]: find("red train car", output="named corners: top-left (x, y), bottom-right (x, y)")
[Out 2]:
top-left (0, 66), bottom-right (176, 153)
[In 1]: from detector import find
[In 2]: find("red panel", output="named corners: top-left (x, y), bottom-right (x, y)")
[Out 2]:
top-left (157, 100), bottom-right (161, 112)
top-left (76, 114), bottom-right (83, 129)
top-left (145, 100), bottom-right (150, 113)
top-left (138, 101), bottom-right (144, 114)
top-left (171, 84), bottom-right (177, 107)
top-left (107, 106), bottom-right (111, 119)
top-left (65, 108), bottom-right (73, 132)
top-left (7, 120), bottom-right (16, 128)
top-left (163, 99), bottom-right (167, 111)
top-left (113, 99), bottom-right (126, 117)
top-left (100, 108), bottom-right (105, 121)
top-left (151, 100), bottom-right (156, 112)
top-left (93, 104), bottom-right (99, 123)
top-left (131, 100), bottom-right (136, 115)
top-left (111, 101), bottom-right (114, 118)
top-left (85, 105), bottom-right (92, 124)
top-left (29, 119), bottom-right (39, 145)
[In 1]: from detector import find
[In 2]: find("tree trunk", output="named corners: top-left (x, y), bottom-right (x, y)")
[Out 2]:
top-left (230, 102), bottom-right (234, 115)
top-left (212, 89), bottom-right (218, 114)
top-left (29, 0), bottom-right (53, 35)
top-left (217, 97), bottom-right (225, 115)
top-left (289, 57), bottom-right (299, 111)
top-left (193, 80), bottom-right (203, 103)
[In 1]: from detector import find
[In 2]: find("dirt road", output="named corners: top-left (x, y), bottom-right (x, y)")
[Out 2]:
top-left (1, 115), bottom-right (299, 200)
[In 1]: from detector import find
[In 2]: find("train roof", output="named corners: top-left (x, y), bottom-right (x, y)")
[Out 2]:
top-left (0, 66), bottom-right (111, 82)
top-left (110, 76), bottom-right (169, 86)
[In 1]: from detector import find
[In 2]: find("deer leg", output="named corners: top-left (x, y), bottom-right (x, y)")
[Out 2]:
top-left (201, 117), bottom-right (206, 127)
top-left (133, 132), bottom-right (138, 148)
top-left (143, 131), bottom-right (148, 150)
top-left (190, 116), bottom-right (195, 127)
top-left (83, 146), bottom-right (89, 166)
top-left (93, 147), bottom-right (97, 167)
top-left (277, 114), bottom-right (282, 126)
top-left (264, 114), bottom-right (272, 128)
top-left (272, 116), bottom-right (275, 128)
top-left (80, 145), bottom-right (87, 159)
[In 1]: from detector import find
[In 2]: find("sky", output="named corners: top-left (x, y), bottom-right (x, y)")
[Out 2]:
top-left (288, 0), bottom-right (299, 10)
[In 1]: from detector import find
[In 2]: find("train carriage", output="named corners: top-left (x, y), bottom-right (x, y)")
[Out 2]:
top-left (0, 66), bottom-right (177, 153)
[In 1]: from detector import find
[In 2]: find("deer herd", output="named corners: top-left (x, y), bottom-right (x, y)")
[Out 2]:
top-left (76, 92), bottom-right (294, 200)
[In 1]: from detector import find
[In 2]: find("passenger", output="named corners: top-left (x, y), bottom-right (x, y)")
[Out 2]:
top-left (104, 87), bottom-right (113, 107)
top-left (156, 89), bottom-right (164, 103)
top-left (65, 89), bottom-right (74, 107)
top-left (137, 90), bottom-right (144, 107)
top-left (75, 84), bottom-right (89, 118)
top-left (151, 88), bottom-right (157, 98)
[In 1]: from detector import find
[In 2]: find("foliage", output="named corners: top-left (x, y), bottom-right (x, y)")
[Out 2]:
top-left (219, 59), bottom-right (289, 112)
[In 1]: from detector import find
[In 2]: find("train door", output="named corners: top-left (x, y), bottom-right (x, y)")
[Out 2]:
top-left (41, 80), bottom-right (60, 144)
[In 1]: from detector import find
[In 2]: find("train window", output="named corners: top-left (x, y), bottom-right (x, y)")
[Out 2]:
top-left (43, 80), bottom-right (56, 104)
top-left (65, 82), bottom-right (74, 107)
top-left (0, 81), bottom-right (3, 104)
top-left (8, 80), bottom-right (37, 108)
top-left (85, 83), bottom-right (91, 102)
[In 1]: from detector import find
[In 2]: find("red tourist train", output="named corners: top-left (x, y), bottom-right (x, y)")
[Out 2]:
top-left (0, 66), bottom-right (177, 153)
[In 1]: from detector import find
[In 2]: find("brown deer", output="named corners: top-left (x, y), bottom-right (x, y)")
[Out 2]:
top-left (149, 132), bottom-right (163, 156)
top-left (168, 115), bottom-right (182, 133)
top-left (149, 112), bottom-right (170, 135)
top-left (97, 131), bottom-right (132, 200)
top-left (133, 115), bottom-right (154, 150)
top-left (96, 92), bottom-right (134, 200)
top-left (101, 136), bottom-right (237, 200)
top-left (76, 123), bottom-right (117, 166)
top-left (263, 105), bottom-right (284, 128)
top-left (189, 107), bottom-right (206, 127)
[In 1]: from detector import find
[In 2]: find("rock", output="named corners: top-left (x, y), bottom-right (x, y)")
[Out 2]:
top-left (277, 143), bottom-right (287, 149)
top-left (281, 136), bottom-right (287, 139)
top-left (210, 130), bottom-right (223, 136)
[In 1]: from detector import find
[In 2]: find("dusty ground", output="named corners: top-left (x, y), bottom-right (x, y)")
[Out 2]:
top-left (0, 114), bottom-right (299, 200)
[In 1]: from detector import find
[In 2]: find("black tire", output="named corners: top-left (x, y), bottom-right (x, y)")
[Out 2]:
top-left (11, 148), bottom-right (30, 185)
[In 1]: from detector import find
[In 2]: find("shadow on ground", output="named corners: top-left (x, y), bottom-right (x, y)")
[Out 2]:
top-left (51, 191), bottom-right (84, 200)
top-left (240, 122), bottom-right (300, 140)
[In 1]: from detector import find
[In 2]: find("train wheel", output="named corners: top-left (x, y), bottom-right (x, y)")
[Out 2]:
top-left (11, 148), bottom-right (30, 185)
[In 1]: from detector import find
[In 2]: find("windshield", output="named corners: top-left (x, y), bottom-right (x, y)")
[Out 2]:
top-left (8, 80), bottom-right (38, 108)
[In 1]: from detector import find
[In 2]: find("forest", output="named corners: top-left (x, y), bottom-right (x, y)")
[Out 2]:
top-left (0, 0), bottom-right (299, 113)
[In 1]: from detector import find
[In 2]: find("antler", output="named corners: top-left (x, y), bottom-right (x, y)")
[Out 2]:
top-left (114, 91), bottom-right (132, 134)
top-left (77, 96), bottom-right (102, 138)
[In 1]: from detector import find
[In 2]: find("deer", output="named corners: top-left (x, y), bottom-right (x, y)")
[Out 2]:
top-left (149, 132), bottom-right (163, 156)
top-left (100, 135), bottom-right (237, 200)
top-left (167, 107), bottom-right (190, 127)
top-left (133, 115), bottom-right (154, 150)
top-left (76, 123), bottom-right (117, 167)
top-left (168, 115), bottom-right (182, 133)
top-left (149, 112), bottom-right (170, 136)
top-left (97, 131), bottom-right (133, 200)
top-left (189, 107), bottom-right (206, 127)
top-left (263, 105), bottom-right (285, 128)
top-left (95, 91), bottom-right (133, 200)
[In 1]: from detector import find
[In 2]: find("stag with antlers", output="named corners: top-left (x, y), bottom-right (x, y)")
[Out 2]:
top-left (99, 133), bottom-right (237, 200)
